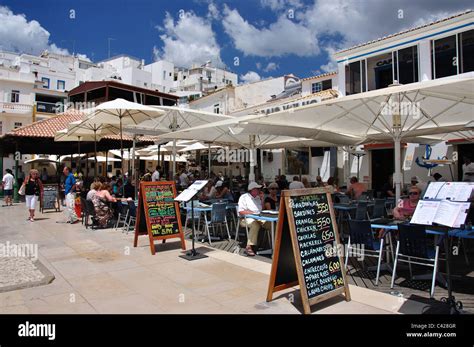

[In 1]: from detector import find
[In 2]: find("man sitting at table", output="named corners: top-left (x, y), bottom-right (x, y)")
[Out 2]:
top-left (238, 182), bottom-right (270, 256)
top-left (346, 176), bottom-right (367, 200)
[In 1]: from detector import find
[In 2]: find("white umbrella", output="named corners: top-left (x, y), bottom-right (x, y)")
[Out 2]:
top-left (76, 98), bottom-right (165, 177)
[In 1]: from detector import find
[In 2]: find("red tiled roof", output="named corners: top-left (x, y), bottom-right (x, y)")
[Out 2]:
top-left (337, 9), bottom-right (473, 54)
top-left (8, 109), bottom-right (158, 143)
top-left (301, 71), bottom-right (337, 81)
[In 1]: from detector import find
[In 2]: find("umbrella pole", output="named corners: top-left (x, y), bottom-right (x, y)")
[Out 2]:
top-left (94, 130), bottom-right (98, 178)
top-left (105, 150), bottom-right (108, 178)
top-left (249, 135), bottom-right (256, 182)
top-left (120, 116), bottom-right (124, 178)
top-left (77, 139), bottom-right (81, 173)
top-left (132, 135), bottom-right (136, 200)
top-left (394, 137), bottom-right (402, 202)
top-left (208, 142), bottom-right (211, 178)
top-left (172, 139), bottom-right (177, 179)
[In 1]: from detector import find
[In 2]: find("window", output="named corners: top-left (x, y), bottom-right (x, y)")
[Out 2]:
top-left (346, 61), bottom-right (361, 94)
top-left (213, 103), bottom-right (220, 114)
top-left (311, 82), bottom-right (322, 93)
top-left (57, 80), bottom-right (65, 90)
top-left (322, 79), bottom-right (332, 90)
top-left (397, 46), bottom-right (419, 84)
top-left (460, 29), bottom-right (474, 73)
top-left (433, 35), bottom-right (457, 78)
top-left (41, 77), bottom-right (50, 89)
top-left (367, 52), bottom-right (393, 90)
top-left (14, 122), bottom-right (22, 129)
top-left (11, 90), bottom-right (20, 103)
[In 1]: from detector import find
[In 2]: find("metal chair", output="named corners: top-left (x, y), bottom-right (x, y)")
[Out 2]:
top-left (123, 200), bottom-right (137, 234)
top-left (204, 202), bottom-right (231, 245)
top-left (370, 199), bottom-right (386, 221)
top-left (84, 200), bottom-right (98, 229)
top-left (115, 202), bottom-right (130, 231)
top-left (391, 224), bottom-right (441, 298)
top-left (234, 205), bottom-right (249, 242)
top-left (337, 194), bottom-right (350, 204)
top-left (345, 220), bottom-right (387, 285)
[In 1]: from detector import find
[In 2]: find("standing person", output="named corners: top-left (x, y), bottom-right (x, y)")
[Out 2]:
top-left (152, 166), bottom-right (161, 182)
top-left (2, 169), bottom-right (14, 206)
top-left (346, 176), bottom-right (367, 200)
top-left (22, 169), bottom-right (43, 222)
top-left (41, 168), bottom-right (48, 182)
top-left (462, 157), bottom-right (474, 182)
top-left (58, 167), bottom-right (78, 224)
top-left (179, 169), bottom-right (189, 189)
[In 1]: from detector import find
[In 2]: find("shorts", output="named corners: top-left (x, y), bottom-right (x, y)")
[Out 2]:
top-left (3, 189), bottom-right (13, 196)
top-left (25, 195), bottom-right (37, 210)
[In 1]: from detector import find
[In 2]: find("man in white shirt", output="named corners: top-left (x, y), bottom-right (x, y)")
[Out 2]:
top-left (179, 170), bottom-right (189, 189)
top-left (462, 157), bottom-right (474, 182)
top-left (289, 176), bottom-right (305, 189)
top-left (2, 169), bottom-right (14, 206)
top-left (151, 166), bottom-right (161, 182)
top-left (238, 182), bottom-right (270, 256)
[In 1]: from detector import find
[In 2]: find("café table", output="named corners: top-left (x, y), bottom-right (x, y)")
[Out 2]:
top-left (245, 212), bottom-right (279, 256)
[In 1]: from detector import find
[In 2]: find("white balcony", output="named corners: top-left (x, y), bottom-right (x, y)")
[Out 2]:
top-left (0, 102), bottom-right (33, 114)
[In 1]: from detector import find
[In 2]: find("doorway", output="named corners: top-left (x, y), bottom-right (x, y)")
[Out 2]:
top-left (371, 148), bottom-right (394, 194)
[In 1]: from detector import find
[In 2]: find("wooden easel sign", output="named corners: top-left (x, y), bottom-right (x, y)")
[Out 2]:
top-left (134, 181), bottom-right (186, 255)
top-left (267, 188), bottom-right (351, 314)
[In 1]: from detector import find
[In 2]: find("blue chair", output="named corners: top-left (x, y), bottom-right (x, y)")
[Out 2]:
top-left (204, 202), bottom-right (231, 245)
top-left (345, 220), bottom-right (387, 285)
top-left (352, 201), bottom-right (369, 220)
top-left (369, 199), bottom-right (387, 222)
top-left (391, 224), bottom-right (441, 298)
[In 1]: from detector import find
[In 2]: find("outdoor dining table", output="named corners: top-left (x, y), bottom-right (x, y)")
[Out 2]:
top-left (245, 212), bottom-right (279, 257)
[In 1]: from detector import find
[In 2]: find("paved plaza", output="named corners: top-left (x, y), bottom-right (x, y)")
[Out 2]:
top-left (0, 203), bottom-right (433, 314)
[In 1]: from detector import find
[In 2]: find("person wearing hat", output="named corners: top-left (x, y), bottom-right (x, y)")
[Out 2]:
top-left (410, 176), bottom-right (427, 194)
top-left (238, 181), bottom-right (270, 256)
top-left (264, 182), bottom-right (280, 210)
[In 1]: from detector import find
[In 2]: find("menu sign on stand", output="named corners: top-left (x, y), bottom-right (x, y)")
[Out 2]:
top-left (267, 188), bottom-right (350, 314)
top-left (134, 181), bottom-right (186, 255)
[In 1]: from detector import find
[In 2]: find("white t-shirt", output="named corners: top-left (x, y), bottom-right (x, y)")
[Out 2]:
top-left (289, 181), bottom-right (305, 189)
top-left (179, 173), bottom-right (189, 187)
top-left (462, 162), bottom-right (474, 182)
top-left (151, 170), bottom-right (160, 182)
top-left (238, 193), bottom-right (262, 214)
top-left (2, 173), bottom-right (14, 190)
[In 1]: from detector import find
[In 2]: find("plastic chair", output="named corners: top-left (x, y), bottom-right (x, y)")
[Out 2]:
top-left (123, 200), bottom-right (137, 234)
top-left (234, 205), bottom-right (249, 242)
top-left (85, 200), bottom-right (98, 229)
top-left (370, 199), bottom-right (386, 220)
top-left (352, 201), bottom-right (369, 220)
top-left (391, 224), bottom-right (441, 298)
top-left (204, 202), bottom-right (231, 245)
top-left (345, 220), bottom-right (387, 285)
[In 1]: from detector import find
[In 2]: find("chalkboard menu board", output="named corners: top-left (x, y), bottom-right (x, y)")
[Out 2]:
top-left (41, 184), bottom-right (60, 212)
top-left (133, 181), bottom-right (186, 255)
top-left (267, 188), bottom-right (350, 314)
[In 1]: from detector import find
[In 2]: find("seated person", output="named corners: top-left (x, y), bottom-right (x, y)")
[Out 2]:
top-left (200, 180), bottom-right (216, 201)
top-left (238, 182), bottom-right (270, 256)
top-left (264, 182), bottom-right (280, 210)
top-left (346, 176), bottom-right (367, 200)
top-left (326, 177), bottom-right (339, 194)
top-left (123, 180), bottom-right (135, 199)
top-left (214, 181), bottom-right (233, 201)
top-left (86, 182), bottom-right (101, 201)
top-left (289, 176), bottom-right (305, 189)
top-left (92, 183), bottom-right (117, 228)
top-left (381, 175), bottom-right (395, 198)
top-left (393, 186), bottom-right (421, 220)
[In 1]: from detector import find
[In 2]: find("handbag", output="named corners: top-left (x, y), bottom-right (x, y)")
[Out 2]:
top-left (19, 184), bottom-right (26, 196)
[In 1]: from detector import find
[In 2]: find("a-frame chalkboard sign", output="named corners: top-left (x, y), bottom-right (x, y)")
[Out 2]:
top-left (133, 181), bottom-right (186, 255)
top-left (267, 188), bottom-right (351, 314)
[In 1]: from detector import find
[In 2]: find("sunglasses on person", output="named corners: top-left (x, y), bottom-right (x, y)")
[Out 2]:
top-left (408, 192), bottom-right (419, 196)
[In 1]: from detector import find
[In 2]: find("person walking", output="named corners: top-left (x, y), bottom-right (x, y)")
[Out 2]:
top-left (58, 167), bottom-right (78, 224)
top-left (2, 169), bottom-right (14, 206)
top-left (21, 169), bottom-right (43, 222)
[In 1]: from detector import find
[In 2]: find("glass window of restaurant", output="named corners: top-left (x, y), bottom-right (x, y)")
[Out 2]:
top-left (397, 46), bottom-right (419, 85)
top-left (432, 34), bottom-right (457, 78)
top-left (285, 148), bottom-right (309, 175)
top-left (460, 29), bottom-right (474, 74)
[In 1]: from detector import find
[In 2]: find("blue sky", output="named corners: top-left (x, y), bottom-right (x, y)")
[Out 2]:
top-left (0, 0), bottom-right (471, 83)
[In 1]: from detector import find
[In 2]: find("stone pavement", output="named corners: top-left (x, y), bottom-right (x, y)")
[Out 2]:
top-left (0, 202), bottom-right (429, 314)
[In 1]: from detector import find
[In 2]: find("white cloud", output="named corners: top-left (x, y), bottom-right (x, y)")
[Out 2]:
top-left (0, 6), bottom-right (71, 55)
top-left (256, 62), bottom-right (262, 70)
top-left (155, 11), bottom-right (223, 67)
top-left (222, 6), bottom-right (319, 57)
top-left (207, 2), bottom-right (220, 20)
top-left (240, 71), bottom-right (261, 84)
top-left (263, 62), bottom-right (279, 72)
top-left (260, 0), bottom-right (304, 11)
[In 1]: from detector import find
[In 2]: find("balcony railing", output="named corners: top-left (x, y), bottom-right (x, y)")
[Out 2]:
top-left (0, 102), bottom-right (33, 114)
top-left (36, 101), bottom-right (64, 114)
